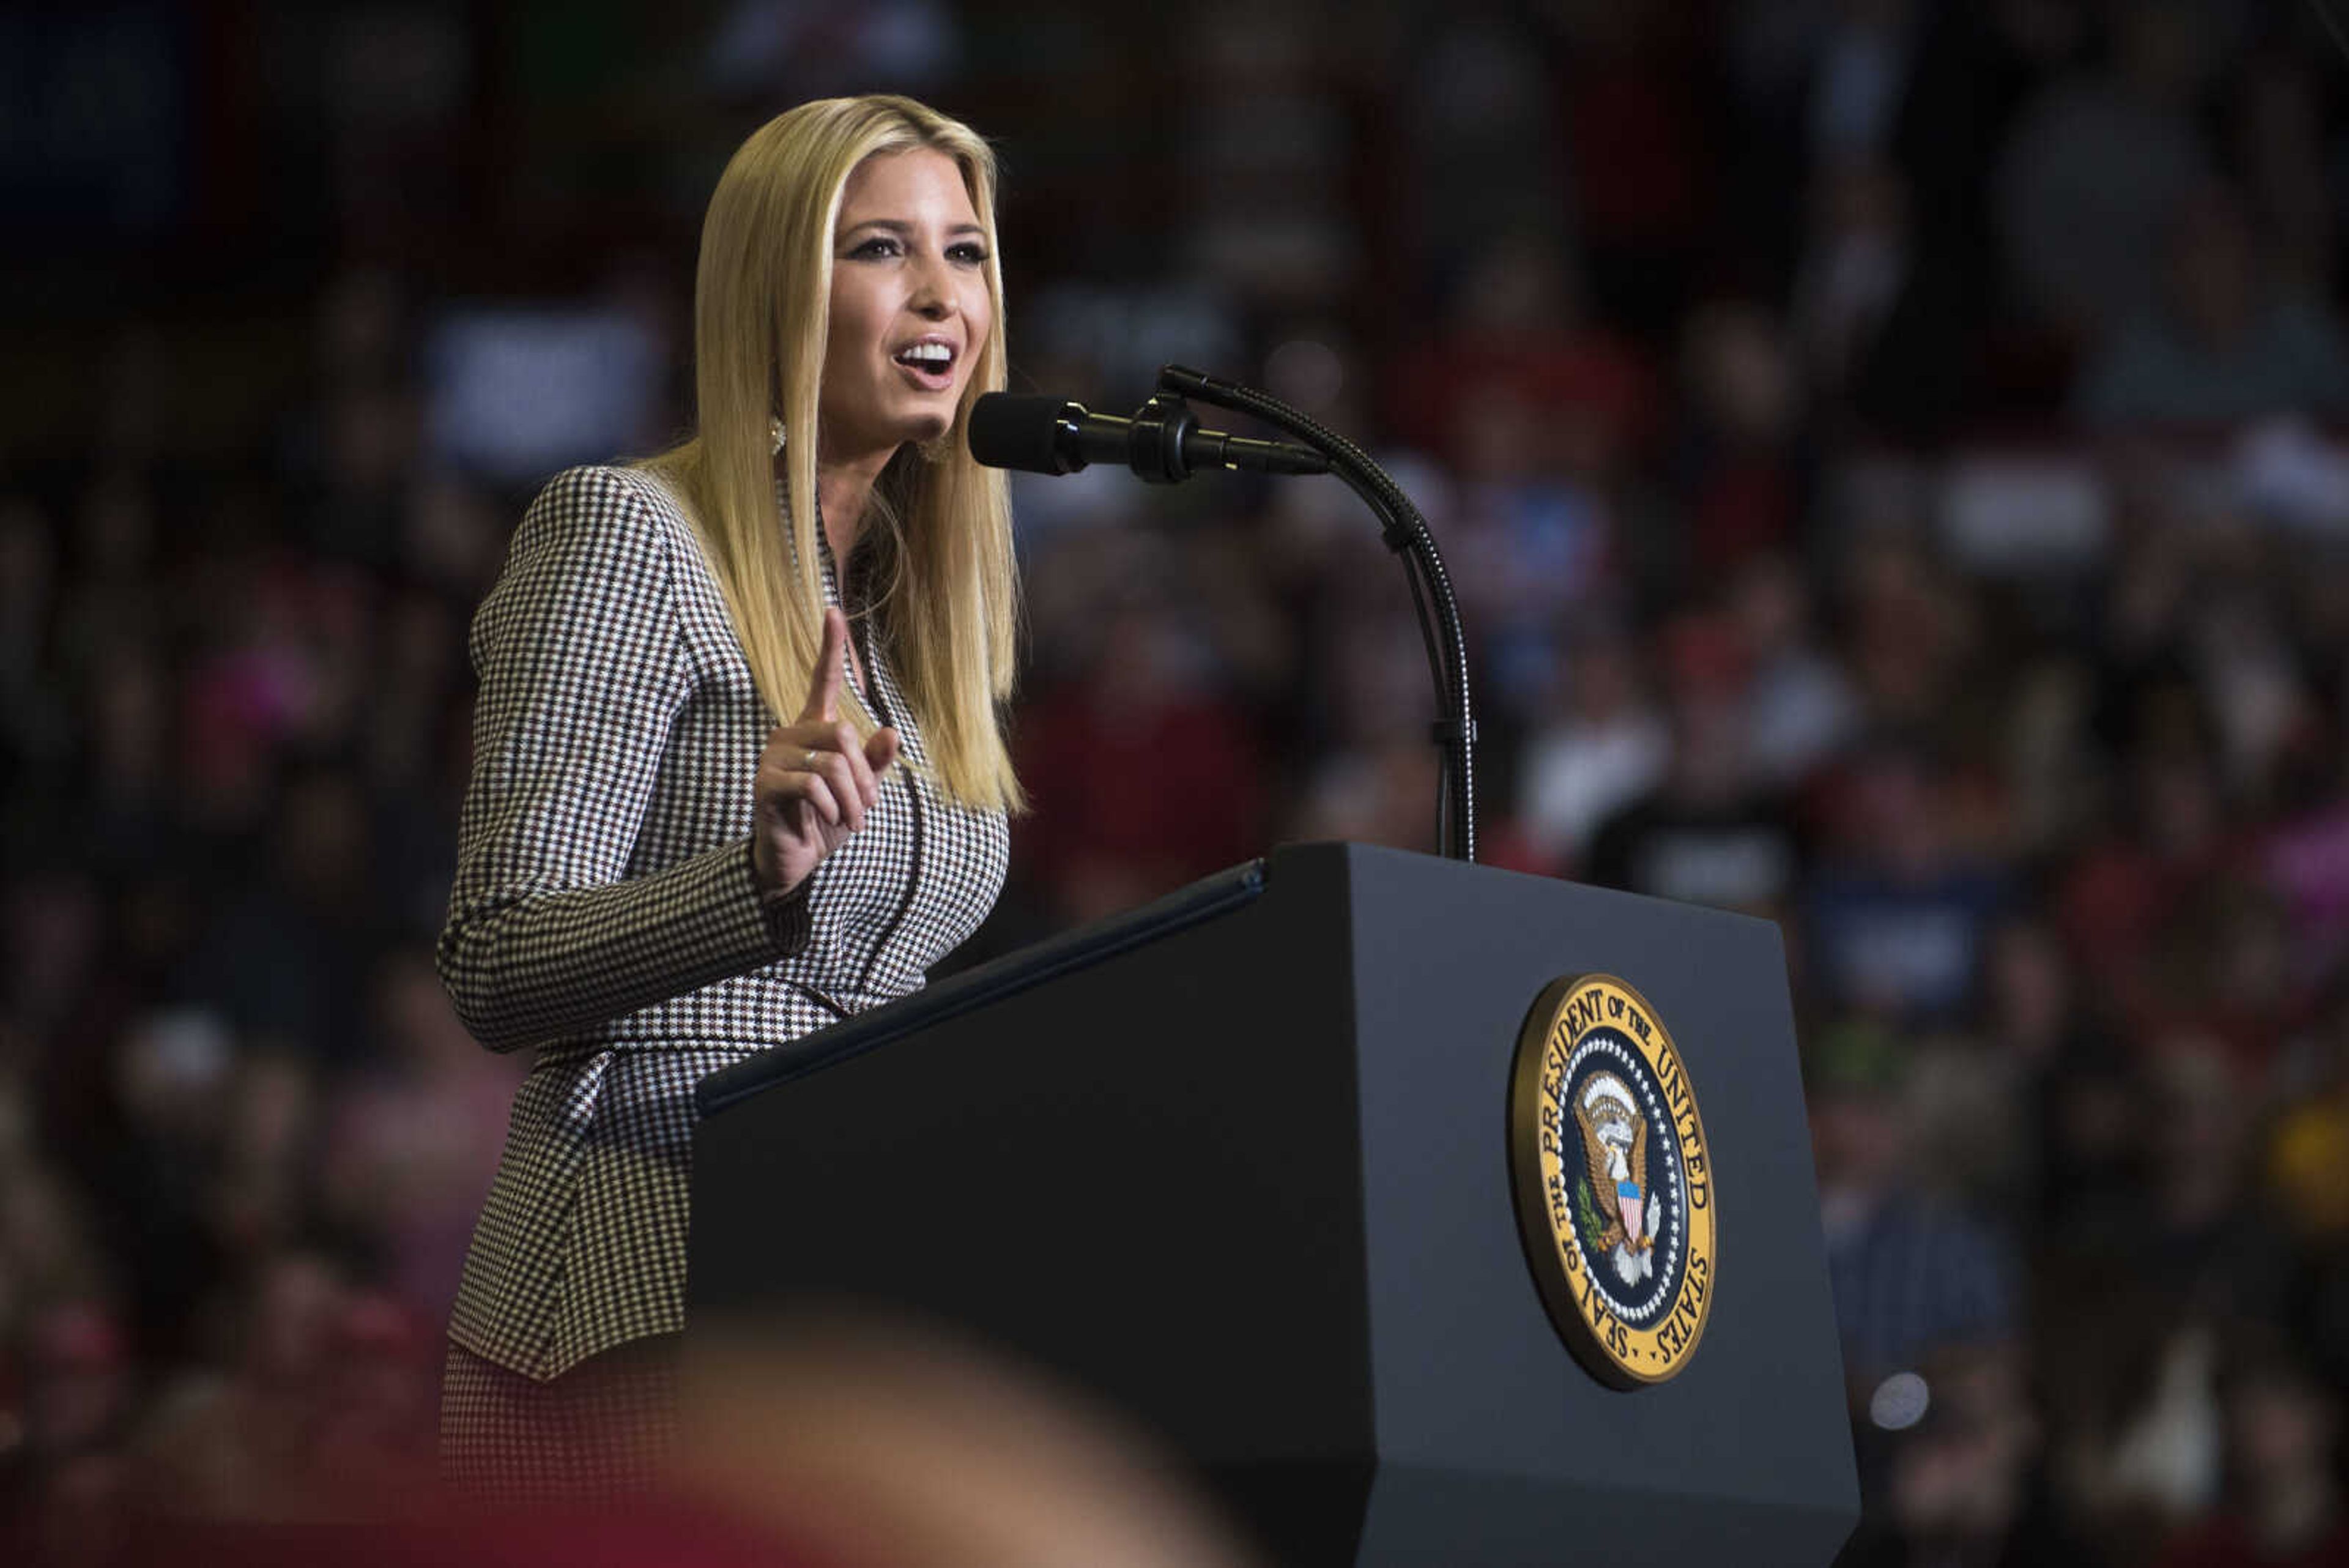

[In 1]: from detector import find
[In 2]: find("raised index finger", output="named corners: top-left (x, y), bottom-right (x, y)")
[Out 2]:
top-left (799, 606), bottom-right (848, 724)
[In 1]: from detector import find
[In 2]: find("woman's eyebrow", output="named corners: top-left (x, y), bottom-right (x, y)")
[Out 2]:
top-left (839, 217), bottom-right (987, 238)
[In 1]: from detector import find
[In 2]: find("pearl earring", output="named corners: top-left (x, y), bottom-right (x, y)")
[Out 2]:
top-left (769, 417), bottom-right (785, 455)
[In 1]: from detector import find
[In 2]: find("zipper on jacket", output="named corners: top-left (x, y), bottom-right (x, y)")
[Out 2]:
top-left (847, 574), bottom-right (924, 997)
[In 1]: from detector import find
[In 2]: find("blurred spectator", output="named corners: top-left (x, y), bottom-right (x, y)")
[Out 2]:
top-left (2132, 1034), bottom-right (2272, 1287)
top-left (1448, 471), bottom-right (1617, 720)
top-left (173, 764), bottom-right (386, 1068)
top-left (2156, 1334), bottom-right (2349, 1568)
top-left (2076, 183), bottom-right (2349, 428)
top-left (0, 1164), bottom-right (109, 1337)
top-left (1806, 1019), bottom-right (2019, 1391)
top-left (125, 1247), bottom-right (435, 1520)
top-left (1667, 301), bottom-right (1809, 584)
top-left (83, 1008), bottom-right (236, 1365)
top-left (2, 869), bottom-right (107, 1050)
top-left (1517, 621), bottom-right (1669, 871)
top-left (1549, 7), bottom-right (1713, 335)
top-left (1290, 735), bottom-right (1444, 856)
top-left (72, 642), bottom-right (174, 886)
top-left (2264, 986), bottom-right (2349, 1245)
top-left (1386, 231), bottom-right (1661, 485)
top-left (1994, 0), bottom-right (2217, 343)
top-left (209, 1050), bottom-right (321, 1268)
top-left (1727, 551), bottom-right (1858, 790)
top-left (322, 949), bottom-right (521, 1326)
top-left (1976, 915), bottom-right (2128, 1209)
top-left (2232, 50), bottom-right (2337, 305)
top-left (360, 590), bottom-right (468, 937)
top-left (0, 498), bottom-right (65, 794)
top-left (1847, 1342), bottom-right (2073, 1568)
top-left (1806, 741), bottom-right (2012, 1025)
top-left (1793, 160), bottom-right (1978, 439)
top-left (1400, 10), bottom-right (1574, 301)
top-left (1174, 12), bottom-right (1364, 314)
top-left (2056, 728), bottom-right (2241, 1036)
top-left (2255, 987), bottom-right (2349, 1401)
top-left (1586, 617), bottom-right (1803, 913)
top-left (399, 477), bottom-right (508, 601)
top-left (1838, 529), bottom-right (1978, 732)
top-left (18, 1300), bottom-right (136, 1561)
top-left (51, 473), bottom-right (164, 693)
top-left (1014, 590), bottom-right (1265, 924)
top-left (703, 0), bottom-right (962, 101)
top-left (1902, 1035), bottom-right (2033, 1217)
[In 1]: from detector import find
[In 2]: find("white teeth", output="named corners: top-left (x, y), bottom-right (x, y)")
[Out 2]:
top-left (896, 343), bottom-right (952, 366)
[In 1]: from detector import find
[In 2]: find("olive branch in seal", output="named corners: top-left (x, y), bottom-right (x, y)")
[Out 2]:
top-left (1574, 1173), bottom-right (1608, 1254)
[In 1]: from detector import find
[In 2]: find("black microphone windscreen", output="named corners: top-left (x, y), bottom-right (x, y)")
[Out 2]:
top-left (967, 393), bottom-right (1075, 474)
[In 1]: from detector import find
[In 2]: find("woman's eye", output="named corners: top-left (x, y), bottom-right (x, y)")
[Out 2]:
top-left (843, 234), bottom-right (984, 264)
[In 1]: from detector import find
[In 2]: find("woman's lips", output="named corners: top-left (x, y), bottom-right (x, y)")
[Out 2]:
top-left (893, 355), bottom-right (955, 392)
top-left (891, 340), bottom-right (957, 392)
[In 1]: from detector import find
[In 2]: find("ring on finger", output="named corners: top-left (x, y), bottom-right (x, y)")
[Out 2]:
top-left (801, 749), bottom-right (820, 771)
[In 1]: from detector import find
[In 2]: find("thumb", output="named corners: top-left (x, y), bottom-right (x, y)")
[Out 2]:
top-left (864, 725), bottom-right (902, 776)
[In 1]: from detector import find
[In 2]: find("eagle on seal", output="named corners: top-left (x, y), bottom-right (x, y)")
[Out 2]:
top-left (1575, 1073), bottom-right (1662, 1285)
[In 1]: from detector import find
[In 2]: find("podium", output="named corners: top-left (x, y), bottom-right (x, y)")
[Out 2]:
top-left (692, 842), bottom-right (1858, 1566)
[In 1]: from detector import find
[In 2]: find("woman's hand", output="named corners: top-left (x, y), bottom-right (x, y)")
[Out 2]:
top-left (752, 606), bottom-right (904, 899)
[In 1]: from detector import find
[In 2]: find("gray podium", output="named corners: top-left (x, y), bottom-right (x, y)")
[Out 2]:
top-left (692, 842), bottom-right (1858, 1566)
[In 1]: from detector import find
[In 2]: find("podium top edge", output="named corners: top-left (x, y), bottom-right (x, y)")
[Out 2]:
top-left (696, 856), bottom-right (1267, 1117)
top-left (1313, 840), bottom-right (1793, 945)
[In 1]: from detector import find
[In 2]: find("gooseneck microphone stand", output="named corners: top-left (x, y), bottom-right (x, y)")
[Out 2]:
top-left (1154, 364), bottom-right (1477, 864)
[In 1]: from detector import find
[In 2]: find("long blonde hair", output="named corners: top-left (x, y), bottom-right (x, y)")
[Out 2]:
top-left (639, 95), bottom-right (1023, 813)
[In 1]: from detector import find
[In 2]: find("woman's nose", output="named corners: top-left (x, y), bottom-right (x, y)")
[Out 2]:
top-left (908, 249), bottom-right (958, 318)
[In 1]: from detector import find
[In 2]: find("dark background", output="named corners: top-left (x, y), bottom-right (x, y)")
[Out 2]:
top-left (5, 2), bottom-right (2349, 1563)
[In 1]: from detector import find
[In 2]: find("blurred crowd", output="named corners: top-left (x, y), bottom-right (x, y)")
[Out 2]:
top-left (6, 1), bottom-right (2349, 1562)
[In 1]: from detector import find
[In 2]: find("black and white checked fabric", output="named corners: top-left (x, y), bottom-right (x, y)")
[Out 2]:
top-left (439, 1335), bottom-right (681, 1506)
top-left (437, 465), bottom-right (1008, 1384)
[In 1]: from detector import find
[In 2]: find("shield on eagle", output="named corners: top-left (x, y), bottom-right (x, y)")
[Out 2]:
top-left (1573, 1072), bottom-right (1663, 1286)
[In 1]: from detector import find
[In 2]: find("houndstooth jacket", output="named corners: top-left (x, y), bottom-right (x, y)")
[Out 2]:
top-left (437, 463), bottom-right (1008, 1382)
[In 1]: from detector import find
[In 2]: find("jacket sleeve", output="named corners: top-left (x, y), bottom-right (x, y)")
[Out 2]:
top-left (435, 467), bottom-right (809, 1053)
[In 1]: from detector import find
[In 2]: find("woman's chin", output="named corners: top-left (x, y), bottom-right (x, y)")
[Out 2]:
top-left (823, 397), bottom-right (961, 464)
top-left (894, 407), bottom-right (956, 448)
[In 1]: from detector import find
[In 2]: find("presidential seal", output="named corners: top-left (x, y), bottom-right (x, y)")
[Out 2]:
top-left (1507, 974), bottom-right (1716, 1388)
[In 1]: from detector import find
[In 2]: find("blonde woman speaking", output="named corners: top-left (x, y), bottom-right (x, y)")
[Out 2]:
top-left (433, 95), bottom-right (1022, 1501)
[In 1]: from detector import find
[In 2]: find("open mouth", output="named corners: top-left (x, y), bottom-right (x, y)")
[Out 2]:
top-left (891, 340), bottom-right (957, 389)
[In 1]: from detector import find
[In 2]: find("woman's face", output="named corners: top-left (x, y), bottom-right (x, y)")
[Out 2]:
top-left (818, 146), bottom-right (993, 464)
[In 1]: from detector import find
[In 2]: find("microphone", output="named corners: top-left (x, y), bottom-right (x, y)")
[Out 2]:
top-left (968, 391), bottom-right (1329, 483)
